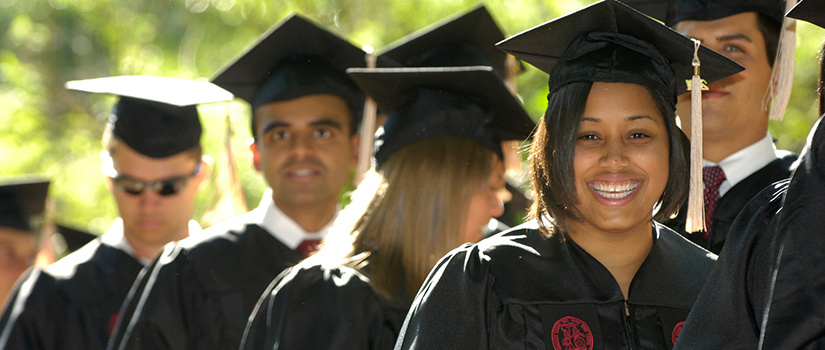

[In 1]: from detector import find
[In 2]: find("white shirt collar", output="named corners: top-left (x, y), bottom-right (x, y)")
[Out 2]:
top-left (254, 189), bottom-right (334, 250)
top-left (100, 218), bottom-right (202, 265)
top-left (703, 132), bottom-right (779, 196)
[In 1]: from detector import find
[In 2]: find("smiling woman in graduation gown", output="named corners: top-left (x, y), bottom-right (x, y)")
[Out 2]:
top-left (394, 1), bottom-right (744, 349)
top-left (239, 64), bottom-right (536, 349)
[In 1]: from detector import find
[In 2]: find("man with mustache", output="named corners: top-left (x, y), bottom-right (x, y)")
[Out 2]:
top-left (107, 15), bottom-right (377, 350)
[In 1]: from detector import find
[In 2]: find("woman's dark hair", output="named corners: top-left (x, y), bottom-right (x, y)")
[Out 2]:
top-left (528, 81), bottom-right (689, 237)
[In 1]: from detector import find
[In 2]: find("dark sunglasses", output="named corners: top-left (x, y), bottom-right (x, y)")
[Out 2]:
top-left (111, 163), bottom-right (201, 196)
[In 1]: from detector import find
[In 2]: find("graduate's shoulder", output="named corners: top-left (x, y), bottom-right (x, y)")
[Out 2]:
top-left (651, 222), bottom-right (718, 294)
top-left (654, 222), bottom-right (717, 263)
top-left (45, 237), bottom-right (104, 278)
top-left (179, 210), bottom-right (262, 249)
top-left (426, 220), bottom-right (550, 284)
top-left (477, 220), bottom-right (547, 258)
top-left (3, 267), bottom-right (60, 314)
top-left (46, 238), bottom-right (140, 285)
top-left (280, 263), bottom-right (371, 292)
top-left (172, 210), bottom-right (289, 263)
top-left (266, 263), bottom-right (393, 316)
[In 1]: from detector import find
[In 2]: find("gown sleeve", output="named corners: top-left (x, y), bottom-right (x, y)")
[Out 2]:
top-left (394, 243), bottom-right (496, 350)
top-left (760, 116), bottom-right (825, 349)
top-left (672, 180), bottom-right (786, 349)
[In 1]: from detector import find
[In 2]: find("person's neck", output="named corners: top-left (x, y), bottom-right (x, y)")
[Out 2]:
top-left (702, 123), bottom-right (767, 163)
top-left (125, 230), bottom-right (189, 262)
top-left (274, 200), bottom-right (337, 233)
top-left (567, 222), bottom-right (654, 299)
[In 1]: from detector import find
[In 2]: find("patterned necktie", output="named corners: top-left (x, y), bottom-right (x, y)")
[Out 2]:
top-left (296, 238), bottom-right (322, 258)
top-left (702, 166), bottom-right (726, 239)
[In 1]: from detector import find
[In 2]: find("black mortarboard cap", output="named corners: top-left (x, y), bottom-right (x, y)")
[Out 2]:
top-left (0, 177), bottom-right (49, 232)
top-left (496, 0), bottom-right (744, 106)
top-left (786, 0), bottom-right (825, 28)
top-left (621, 0), bottom-right (673, 22)
top-left (347, 66), bottom-right (536, 167)
top-left (210, 14), bottom-right (384, 125)
top-left (377, 5), bottom-right (512, 76)
top-left (55, 224), bottom-right (97, 253)
top-left (666, 0), bottom-right (787, 26)
top-left (66, 75), bottom-right (232, 158)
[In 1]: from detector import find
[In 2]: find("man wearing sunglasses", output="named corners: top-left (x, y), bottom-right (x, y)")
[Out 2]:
top-left (0, 76), bottom-right (231, 350)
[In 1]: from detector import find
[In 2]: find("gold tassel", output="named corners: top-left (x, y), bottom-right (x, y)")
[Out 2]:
top-left (685, 38), bottom-right (706, 233)
top-left (502, 54), bottom-right (524, 177)
top-left (766, 0), bottom-right (798, 121)
top-left (355, 51), bottom-right (378, 185)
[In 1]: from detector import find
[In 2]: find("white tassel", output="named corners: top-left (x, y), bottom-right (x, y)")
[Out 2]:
top-left (765, 0), bottom-right (798, 121)
top-left (355, 52), bottom-right (378, 184)
top-left (685, 39), bottom-right (706, 233)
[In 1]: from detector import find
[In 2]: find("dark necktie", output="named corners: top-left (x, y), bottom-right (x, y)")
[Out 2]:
top-left (703, 166), bottom-right (726, 239)
top-left (296, 238), bottom-right (322, 258)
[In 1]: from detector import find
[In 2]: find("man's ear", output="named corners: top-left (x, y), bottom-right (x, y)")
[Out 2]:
top-left (100, 150), bottom-right (115, 192)
top-left (103, 174), bottom-right (114, 192)
top-left (349, 134), bottom-right (360, 168)
top-left (195, 155), bottom-right (214, 192)
top-left (249, 138), bottom-right (262, 172)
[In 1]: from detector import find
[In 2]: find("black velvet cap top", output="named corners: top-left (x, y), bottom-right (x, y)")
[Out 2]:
top-left (377, 5), bottom-right (511, 75)
top-left (346, 66), bottom-right (535, 167)
top-left (496, 0), bottom-right (744, 107)
top-left (0, 177), bottom-right (49, 232)
top-left (65, 75), bottom-right (233, 158)
top-left (210, 14), bottom-right (391, 129)
top-left (786, 0), bottom-right (825, 28)
top-left (666, 0), bottom-right (787, 26)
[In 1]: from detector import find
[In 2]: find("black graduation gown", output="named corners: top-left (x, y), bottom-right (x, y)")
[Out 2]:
top-left (0, 238), bottom-right (144, 350)
top-left (671, 180), bottom-right (787, 349)
top-left (760, 116), bottom-right (825, 349)
top-left (107, 211), bottom-right (304, 350)
top-left (664, 152), bottom-right (797, 254)
top-left (394, 220), bottom-right (717, 350)
top-left (240, 264), bottom-right (409, 350)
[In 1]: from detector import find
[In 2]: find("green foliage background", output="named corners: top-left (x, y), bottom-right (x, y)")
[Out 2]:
top-left (1, 0), bottom-right (823, 235)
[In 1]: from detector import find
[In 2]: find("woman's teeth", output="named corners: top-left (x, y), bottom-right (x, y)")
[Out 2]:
top-left (593, 182), bottom-right (638, 199)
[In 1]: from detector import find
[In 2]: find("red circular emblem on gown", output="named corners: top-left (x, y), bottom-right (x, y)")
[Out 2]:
top-left (672, 321), bottom-right (685, 344)
top-left (551, 316), bottom-right (594, 350)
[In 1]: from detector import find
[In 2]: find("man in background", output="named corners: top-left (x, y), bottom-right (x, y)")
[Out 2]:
top-left (0, 76), bottom-right (228, 350)
top-left (0, 178), bottom-right (47, 307)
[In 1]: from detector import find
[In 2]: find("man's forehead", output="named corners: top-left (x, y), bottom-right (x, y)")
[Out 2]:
top-left (675, 12), bottom-right (760, 30)
top-left (254, 100), bottom-right (353, 127)
top-left (674, 12), bottom-right (762, 39)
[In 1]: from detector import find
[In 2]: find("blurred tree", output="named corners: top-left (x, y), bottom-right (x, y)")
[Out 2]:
top-left (0, 0), bottom-right (821, 235)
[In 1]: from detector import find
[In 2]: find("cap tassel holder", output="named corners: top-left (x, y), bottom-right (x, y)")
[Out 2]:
top-left (685, 38), bottom-right (706, 233)
top-left (766, 0), bottom-right (798, 121)
top-left (355, 52), bottom-right (378, 184)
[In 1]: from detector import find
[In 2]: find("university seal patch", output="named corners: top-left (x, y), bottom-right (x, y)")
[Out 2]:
top-left (551, 316), bottom-right (594, 350)
top-left (672, 321), bottom-right (685, 344)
